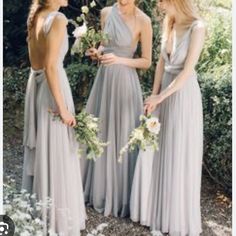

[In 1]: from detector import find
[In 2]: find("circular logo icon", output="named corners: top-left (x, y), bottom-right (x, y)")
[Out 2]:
top-left (0, 215), bottom-right (15, 236)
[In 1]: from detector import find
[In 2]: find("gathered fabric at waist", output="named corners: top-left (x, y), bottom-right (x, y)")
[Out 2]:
top-left (23, 66), bottom-right (70, 149)
top-left (164, 64), bottom-right (184, 75)
top-left (164, 64), bottom-right (197, 78)
top-left (23, 68), bottom-right (47, 148)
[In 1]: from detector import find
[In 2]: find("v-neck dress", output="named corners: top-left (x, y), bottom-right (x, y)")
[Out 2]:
top-left (80, 3), bottom-right (143, 217)
top-left (130, 20), bottom-right (204, 236)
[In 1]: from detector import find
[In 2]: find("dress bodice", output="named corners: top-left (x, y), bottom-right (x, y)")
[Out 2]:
top-left (162, 20), bottom-right (202, 74)
top-left (102, 3), bottom-right (137, 58)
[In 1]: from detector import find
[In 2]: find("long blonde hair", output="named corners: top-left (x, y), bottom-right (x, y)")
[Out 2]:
top-left (27, 0), bottom-right (49, 40)
top-left (162, 0), bottom-right (201, 41)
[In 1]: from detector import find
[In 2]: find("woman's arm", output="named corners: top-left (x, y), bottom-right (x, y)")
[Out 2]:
top-left (44, 16), bottom-right (76, 126)
top-left (144, 55), bottom-right (165, 114)
top-left (151, 55), bottom-right (165, 95)
top-left (145, 21), bottom-right (205, 113)
top-left (100, 15), bottom-right (153, 69)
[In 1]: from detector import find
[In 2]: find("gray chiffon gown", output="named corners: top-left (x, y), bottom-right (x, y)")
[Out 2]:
top-left (80, 3), bottom-right (143, 217)
top-left (130, 20), bottom-right (204, 236)
top-left (21, 11), bottom-right (86, 235)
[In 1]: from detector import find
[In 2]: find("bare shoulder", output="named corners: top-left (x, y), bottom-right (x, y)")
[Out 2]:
top-left (136, 8), bottom-right (152, 27)
top-left (54, 12), bottom-right (68, 25)
top-left (101, 6), bottom-right (112, 18)
top-left (189, 19), bottom-right (206, 45)
top-left (50, 13), bottom-right (68, 31)
top-left (192, 19), bottom-right (206, 33)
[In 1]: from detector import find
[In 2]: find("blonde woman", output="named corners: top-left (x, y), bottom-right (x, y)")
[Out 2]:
top-left (130, 0), bottom-right (205, 235)
top-left (21, 0), bottom-right (86, 234)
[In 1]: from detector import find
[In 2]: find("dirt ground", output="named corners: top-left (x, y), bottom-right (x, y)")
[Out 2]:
top-left (3, 110), bottom-right (232, 236)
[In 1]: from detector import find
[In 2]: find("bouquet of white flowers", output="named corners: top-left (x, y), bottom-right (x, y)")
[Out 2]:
top-left (118, 115), bottom-right (161, 163)
top-left (69, 2), bottom-right (109, 56)
top-left (49, 109), bottom-right (108, 161)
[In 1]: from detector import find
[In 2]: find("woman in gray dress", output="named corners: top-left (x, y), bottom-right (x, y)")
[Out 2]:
top-left (81, 0), bottom-right (153, 217)
top-left (21, 0), bottom-right (86, 234)
top-left (130, 0), bottom-right (205, 235)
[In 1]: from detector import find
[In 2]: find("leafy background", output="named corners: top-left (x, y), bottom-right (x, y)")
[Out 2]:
top-left (3, 0), bottom-right (232, 194)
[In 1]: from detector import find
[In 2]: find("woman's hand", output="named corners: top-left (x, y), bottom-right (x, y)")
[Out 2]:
top-left (85, 48), bottom-right (100, 60)
top-left (60, 109), bottom-right (76, 127)
top-left (99, 53), bottom-right (121, 65)
top-left (144, 94), bottom-right (163, 115)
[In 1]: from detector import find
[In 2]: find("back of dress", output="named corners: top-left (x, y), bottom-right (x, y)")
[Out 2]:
top-left (22, 11), bottom-right (86, 236)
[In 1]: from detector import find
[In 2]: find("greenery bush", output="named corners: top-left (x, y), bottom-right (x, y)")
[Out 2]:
top-left (198, 8), bottom-right (232, 193)
top-left (199, 72), bottom-right (232, 192)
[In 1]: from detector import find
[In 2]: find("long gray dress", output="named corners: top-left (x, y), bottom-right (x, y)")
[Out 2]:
top-left (21, 11), bottom-right (86, 235)
top-left (130, 20), bottom-right (204, 236)
top-left (80, 3), bottom-right (143, 217)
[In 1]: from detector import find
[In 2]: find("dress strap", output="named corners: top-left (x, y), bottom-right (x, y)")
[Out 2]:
top-left (43, 11), bottom-right (67, 35)
top-left (189, 20), bottom-right (204, 32)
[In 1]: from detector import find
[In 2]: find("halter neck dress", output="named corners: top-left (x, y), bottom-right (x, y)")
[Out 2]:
top-left (21, 11), bottom-right (86, 235)
top-left (80, 3), bottom-right (143, 217)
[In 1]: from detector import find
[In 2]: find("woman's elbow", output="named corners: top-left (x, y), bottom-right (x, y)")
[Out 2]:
top-left (142, 59), bottom-right (152, 69)
top-left (45, 62), bottom-right (57, 74)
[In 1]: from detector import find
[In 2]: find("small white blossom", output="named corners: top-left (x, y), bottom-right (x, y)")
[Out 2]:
top-left (90, 0), bottom-right (96, 8)
top-left (81, 6), bottom-right (89, 14)
top-left (4, 204), bottom-right (12, 211)
top-left (20, 231), bottom-right (31, 236)
top-left (73, 23), bottom-right (88, 38)
top-left (151, 230), bottom-right (164, 236)
top-left (97, 223), bottom-right (108, 231)
top-left (87, 122), bottom-right (98, 130)
top-left (48, 229), bottom-right (58, 236)
top-left (133, 129), bottom-right (144, 140)
top-left (34, 218), bottom-right (43, 225)
top-left (35, 231), bottom-right (44, 236)
top-left (91, 229), bottom-right (98, 234)
top-left (19, 201), bottom-right (28, 208)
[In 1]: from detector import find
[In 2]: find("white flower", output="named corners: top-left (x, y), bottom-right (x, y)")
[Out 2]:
top-left (97, 223), bottom-right (108, 231)
top-left (4, 204), bottom-right (12, 211)
top-left (11, 213), bottom-right (20, 220)
top-left (87, 121), bottom-right (98, 130)
top-left (151, 230), bottom-right (164, 236)
top-left (20, 230), bottom-right (31, 236)
top-left (146, 117), bottom-right (161, 134)
top-left (48, 229), bottom-right (58, 236)
top-left (21, 189), bottom-right (27, 194)
top-left (19, 201), bottom-right (28, 208)
top-left (73, 23), bottom-right (87, 38)
top-left (34, 218), bottom-right (43, 225)
top-left (25, 225), bottom-right (34, 231)
top-left (91, 229), bottom-right (98, 234)
top-left (30, 193), bottom-right (37, 199)
top-left (35, 231), bottom-right (44, 236)
top-left (133, 129), bottom-right (144, 140)
top-left (36, 205), bottom-right (42, 211)
top-left (81, 6), bottom-right (89, 14)
top-left (90, 1), bottom-right (96, 8)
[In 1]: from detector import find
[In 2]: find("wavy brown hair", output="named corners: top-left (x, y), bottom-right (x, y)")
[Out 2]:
top-left (27, 0), bottom-right (49, 40)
